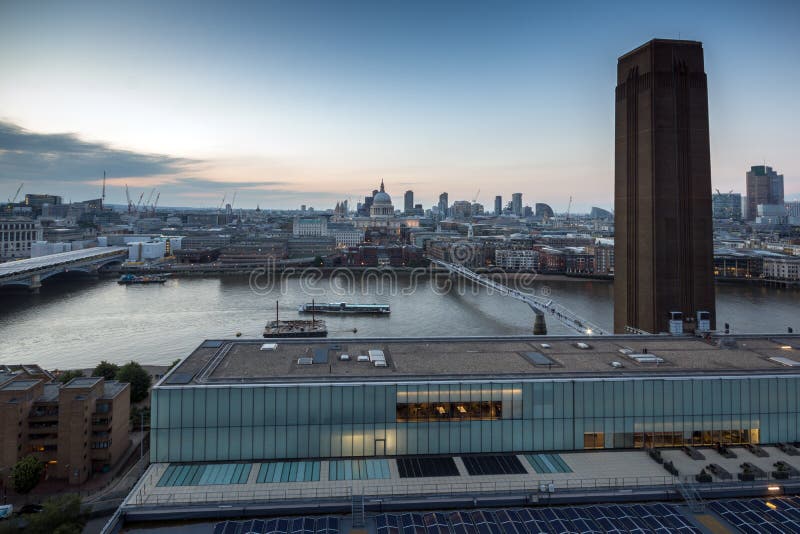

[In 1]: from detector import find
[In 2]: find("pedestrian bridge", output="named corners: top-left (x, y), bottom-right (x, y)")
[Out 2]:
top-left (429, 258), bottom-right (608, 335)
top-left (0, 246), bottom-right (128, 291)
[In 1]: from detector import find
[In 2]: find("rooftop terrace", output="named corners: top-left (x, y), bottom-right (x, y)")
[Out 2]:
top-left (161, 335), bottom-right (800, 386)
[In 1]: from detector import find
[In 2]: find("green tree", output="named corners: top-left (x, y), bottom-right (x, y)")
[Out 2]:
top-left (167, 358), bottom-right (181, 370)
top-left (116, 361), bottom-right (152, 403)
top-left (312, 255), bottom-right (324, 267)
top-left (24, 494), bottom-right (86, 534)
top-left (56, 369), bottom-right (83, 384)
top-left (11, 455), bottom-right (43, 495)
top-left (91, 360), bottom-right (119, 381)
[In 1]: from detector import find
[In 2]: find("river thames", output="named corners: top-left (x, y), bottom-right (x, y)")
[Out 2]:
top-left (0, 274), bottom-right (798, 369)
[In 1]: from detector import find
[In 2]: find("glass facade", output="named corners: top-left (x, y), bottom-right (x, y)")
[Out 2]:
top-left (151, 376), bottom-right (800, 463)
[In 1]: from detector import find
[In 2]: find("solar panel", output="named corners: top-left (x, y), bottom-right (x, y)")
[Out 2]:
top-left (396, 457), bottom-right (459, 478)
top-left (165, 372), bottom-right (194, 384)
top-left (461, 455), bottom-right (527, 476)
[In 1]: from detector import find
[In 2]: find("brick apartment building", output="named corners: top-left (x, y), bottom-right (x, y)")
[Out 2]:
top-left (0, 370), bottom-right (130, 485)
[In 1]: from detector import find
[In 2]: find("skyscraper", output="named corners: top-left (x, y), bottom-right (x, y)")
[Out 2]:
top-left (614, 39), bottom-right (715, 334)
top-left (494, 195), bottom-right (502, 215)
top-left (438, 192), bottom-right (449, 218)
top-left (511, 193), bottom-right (522, 217)
top-left (745, 165), bottom-right (784, 220)
top-left (404, 190), bottom-right (414, 214)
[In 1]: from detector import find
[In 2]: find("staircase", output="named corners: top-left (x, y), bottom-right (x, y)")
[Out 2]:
top-left (675, 480), bottom-right (706, 513)
top-left (351, 494), bottom-right (366, 528)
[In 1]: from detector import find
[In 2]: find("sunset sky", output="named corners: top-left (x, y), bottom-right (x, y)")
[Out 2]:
top-left (1, 0), bottom-right (798, 211)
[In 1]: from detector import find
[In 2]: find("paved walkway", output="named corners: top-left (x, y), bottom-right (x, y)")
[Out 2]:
top-left (125, 450), bottom-right (675, 507)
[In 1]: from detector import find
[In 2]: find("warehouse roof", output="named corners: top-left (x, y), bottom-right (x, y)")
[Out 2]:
top-left (159, 335), bottom-right (800, 386)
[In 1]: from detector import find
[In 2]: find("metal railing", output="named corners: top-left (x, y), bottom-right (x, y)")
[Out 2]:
top-left (128, 474), bottom-right (680, 507)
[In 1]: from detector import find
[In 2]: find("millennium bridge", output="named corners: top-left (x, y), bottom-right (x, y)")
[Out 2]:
top-left (429, 258), bottom-right (608, 335)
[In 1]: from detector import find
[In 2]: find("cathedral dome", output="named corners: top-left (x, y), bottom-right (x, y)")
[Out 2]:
top-left (373, 179), bottom-right (391, 204)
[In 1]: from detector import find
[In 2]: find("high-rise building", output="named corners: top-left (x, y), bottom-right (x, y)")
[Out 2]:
top-left (438, 193), bottom-right (449, 218)
top-left (494, 196), bottom-right (502, 215)
top-left (404, 190), bottom-right (414, 214)
top-left (511, 193), bottom-right (522, 217)
top-left (614, 39), bottom-right (715, 334)
top-left (745, 165), bottom-right (784, 220)
top-left (535, 203), bottom-right (554, 220)
top-left (712, 192), bottom-right (742, 220)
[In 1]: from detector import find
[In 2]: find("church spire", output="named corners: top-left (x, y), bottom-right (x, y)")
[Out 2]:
top-left (380, 179), bottom-right (385, 192)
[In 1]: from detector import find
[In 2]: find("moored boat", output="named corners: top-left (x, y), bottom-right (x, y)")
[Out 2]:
top-left (298, 302), bottom-right (390, 314)
top-left (118, 274), bottom-right (168, 285)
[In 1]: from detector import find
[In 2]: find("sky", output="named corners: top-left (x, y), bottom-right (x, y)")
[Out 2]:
top-left (0, 0), bottom-right (798, 211)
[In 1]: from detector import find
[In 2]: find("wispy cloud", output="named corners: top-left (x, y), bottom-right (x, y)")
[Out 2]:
top-left (0, 120), bottom-right (200, 185)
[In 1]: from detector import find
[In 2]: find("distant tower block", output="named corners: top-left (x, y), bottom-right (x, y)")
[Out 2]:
top-left (614, 39), bottom-right (716, 334)
top-left (533, 313), bottom-right (547, 335)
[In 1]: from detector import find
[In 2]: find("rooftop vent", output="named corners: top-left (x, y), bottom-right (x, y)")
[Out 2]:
top-left (297, 357), bottom-right (314, 365)
top-left (610, 361), bottom-right (624, 368)
top-left (373, 360), bottom-right (388, 367)
top-left (357, 355), bottom-right (370, 362)
top-left (260, 343), bottom-right (278, 351)
top-left (628, 354), bottom-right (664, 364)
top-left (339, 354), bottom-right (351, 361)
top-left (523, 352), bottom-right (557, 367)
top-left (368, 349), bottom-right (386, 362)
top-left (540, 343), bottom-right (551, 349)
top-left (575, 342), bottom-right (591, 350)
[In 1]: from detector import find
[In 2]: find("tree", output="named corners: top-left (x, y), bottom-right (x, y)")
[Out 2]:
top-left (56, 370), bottom-right (83, 384)
top-left (24, 494), bottom-right (86, 534)
top-left (116, 361), bottom-right (151, 403)
top-left (167, 358), bottom-right (181, 370)
top-left (11, 455), bottom-right (43, 495)
top-left (91, 360), bottom-right (120, 381)
top-left (312, 255), bottom-right (324, 267)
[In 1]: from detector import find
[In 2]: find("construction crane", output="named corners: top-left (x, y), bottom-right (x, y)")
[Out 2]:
top-left (9, 183), bottom-right (23, 203)
top-left (144, 188), bottom-right (155, 211)
top-left (566, 195), bottom-right (573, 221)
top-left (230, 191), bottom-right (237, 209)
top-left (125, 184), bottom-right (133, 213)
top-left (152, 192), bottom-right (160, 215)
top-left (101, 171), bottom-right (107, 201)
top-left (218, 193), bottom-right (227, 212)
top-left (472, 188), bottom-right (481, 203)
top-left (135, 192), bottom-right (145, 214)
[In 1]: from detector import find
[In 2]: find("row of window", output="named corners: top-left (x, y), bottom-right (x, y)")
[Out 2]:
top-left (584, 429), bottom-right (760, 449)
top-left (396, 402), bottom-right (503, 422)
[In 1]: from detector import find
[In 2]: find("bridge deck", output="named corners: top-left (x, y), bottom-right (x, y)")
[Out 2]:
top-left (0, 246), bottom-right (128, 278)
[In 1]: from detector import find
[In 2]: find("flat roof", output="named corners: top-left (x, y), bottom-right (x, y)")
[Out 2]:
top-left (64, 376), bottom-right (103, 389)
top-left (160, 335), bottom-right (800, 386)
top-left (0, 379), bottom-right (41, 391)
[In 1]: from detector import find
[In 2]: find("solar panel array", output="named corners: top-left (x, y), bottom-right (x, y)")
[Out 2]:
top-left (256, 461), bottom-right (320, 483)
top-left (157, 463), bottom-right (252, 487)
top-left (710, 497), bottom-right (800, 534)
top-left (213, 517), bottom-right (339, 534)
top-left (329, 459), bottom-right (390, 481)
top-left (397, 457), bottom-right (459, 478)
top-left (461, 455), bottom-right (527, 476)
top-left (375, 504), bottom-right (700, 534)
top-left (525, 453), bottom-right (572, 474)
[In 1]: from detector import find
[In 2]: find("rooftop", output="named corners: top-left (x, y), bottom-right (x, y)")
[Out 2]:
top-left (64, 376), bottom-right (103, 389)
top-left (0, 379), bottom-right (41, 391)
top-left (161, 334), bottom-right (800, 386)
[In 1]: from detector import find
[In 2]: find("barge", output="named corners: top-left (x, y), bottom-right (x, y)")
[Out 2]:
top-left (299, 302), bottom-right (390, 314)
top-left (118, 274), bottom-right (168, 285)
top-left (263, 320), bottom-right (327, 338)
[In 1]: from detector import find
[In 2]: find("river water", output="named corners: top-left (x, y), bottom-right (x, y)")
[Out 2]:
top-left (0, 273), bottom-right (797, 369)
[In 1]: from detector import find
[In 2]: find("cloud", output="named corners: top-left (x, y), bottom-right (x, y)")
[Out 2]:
top-left (0, 120), bottom-right (200, 184)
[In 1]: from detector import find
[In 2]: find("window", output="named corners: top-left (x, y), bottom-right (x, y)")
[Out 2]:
top-left (396, 401), bottom-right (503, 422)
top-left (583, 432), bottom-right (604, 449)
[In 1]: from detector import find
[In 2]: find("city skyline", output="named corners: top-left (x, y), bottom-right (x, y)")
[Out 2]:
top-left (1, 0), bottom-right (799, 210)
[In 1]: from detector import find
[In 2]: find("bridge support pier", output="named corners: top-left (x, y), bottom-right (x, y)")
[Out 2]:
top-left (533, 313), bottom-right (547, 335)
top-left (29, 274), bottom-right (42, 294)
